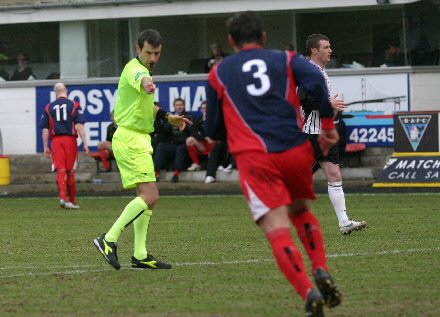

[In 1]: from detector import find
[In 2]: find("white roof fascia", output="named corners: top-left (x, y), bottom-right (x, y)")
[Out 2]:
top-left (0, 0), bottom-right (421, 25)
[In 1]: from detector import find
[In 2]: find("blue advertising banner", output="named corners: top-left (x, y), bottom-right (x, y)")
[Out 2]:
top-left (373, 155), bottom-right (440, 187)
top-left (36, 80), bottom-right (208, 152)
top-left (344, 111), bottom-right (394, 147)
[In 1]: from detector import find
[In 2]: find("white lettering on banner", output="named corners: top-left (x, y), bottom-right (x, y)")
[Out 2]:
top-left (87, 89), bottom-right (104, 115)
top-left (68, 91), bottom-right (87, 111)
top-left (101, 121), bottom-right (111, 141)
top-left (103, 89), bottom-right (118, 112)
top-left (154, 88), bottom-right (159, 103)
top-left (395, 160), bottom-right (408, 169)
top-left (425, 171), bottom-right (439, 179)
top-left (192, 86), bottom-right (206, 111)
top-left (389, 171), bottom-right (417, 179)
top-left (169, 87), bottom-right (191, 112)
top-left (168, 86), bottom-right (207, 112)
top-left (49, 89), bottom-right (117, 114)
top-left (76, 122), bottom-right (100, 147)
top-left (395, 159), bottom-right (440, 169)
top-left (349, 127), bottom-right (394, 144)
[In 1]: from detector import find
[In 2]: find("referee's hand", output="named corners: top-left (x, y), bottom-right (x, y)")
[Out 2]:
top-left (168, 114), bottom-right (193, 131)
top-left (319, 129), bottom-right (339, 156)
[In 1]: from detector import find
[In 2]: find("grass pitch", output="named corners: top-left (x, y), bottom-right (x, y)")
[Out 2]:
top-left (0, 193), bottom-right (439, 317)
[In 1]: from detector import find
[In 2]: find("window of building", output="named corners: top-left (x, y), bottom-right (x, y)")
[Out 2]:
top-left (0, 22), bottom-right (59, 81)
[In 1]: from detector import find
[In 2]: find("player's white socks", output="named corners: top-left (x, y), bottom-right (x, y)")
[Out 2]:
top-left (328, 181), bottom-right (349, 226)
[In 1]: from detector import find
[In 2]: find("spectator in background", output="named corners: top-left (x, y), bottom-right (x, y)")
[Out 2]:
top-left (39, 82), bottom-right (89, 209)
top-left (97, 110), bottom-right (117, 171)
top-left (186, 101), bottom-right (215, 171)
top-left (154, 98), bottom-right (192, 182)
top-left (382, 41), bottom-right (404, 67)
top-left (205, 43), bottom-right (227, 73)
top-left (10, 52), bottom-right (35, 81)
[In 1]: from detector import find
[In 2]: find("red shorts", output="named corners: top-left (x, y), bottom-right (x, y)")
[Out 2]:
top-left (235, 140), bottom-right (316, 221)
top-left (51, 135), bottom-right (78, 171)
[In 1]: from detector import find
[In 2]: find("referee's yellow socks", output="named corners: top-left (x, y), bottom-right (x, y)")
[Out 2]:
top-left (105, 196), bottom-right (149, 243)
top-left (133, 209), bottom-right (152, 260)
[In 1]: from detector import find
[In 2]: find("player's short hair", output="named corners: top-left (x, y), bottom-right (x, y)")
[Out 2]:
top-left (306, 34), bottom-right (329, 55)
top-left (227, 11), bottom-right (264, 47)
top-left (137, 29), bottom-right (162, 49)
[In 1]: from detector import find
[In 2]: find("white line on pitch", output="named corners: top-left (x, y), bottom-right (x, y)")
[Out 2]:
top-left (0, 247), bottom-right (439, 278)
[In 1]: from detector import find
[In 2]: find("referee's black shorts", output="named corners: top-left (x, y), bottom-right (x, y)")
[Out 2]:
top-left (308, 134), bottom-right (340, 165)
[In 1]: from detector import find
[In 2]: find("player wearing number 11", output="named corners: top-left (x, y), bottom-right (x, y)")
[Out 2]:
top-left (39, 82), bottom-right (89, 209)
top-left (206, 11), bottom-right (341, 317)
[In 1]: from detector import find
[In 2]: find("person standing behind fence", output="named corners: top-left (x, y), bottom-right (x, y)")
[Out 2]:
top-left (300, 34), bottom-right (367, 235)
top-left (39, 82), bottom-right (89, 209)
top-left (207, 11), bottom-right (341, 317)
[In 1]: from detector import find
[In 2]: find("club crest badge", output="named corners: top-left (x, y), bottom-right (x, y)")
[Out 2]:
top-left (398, 115), bottom-right (431, 151)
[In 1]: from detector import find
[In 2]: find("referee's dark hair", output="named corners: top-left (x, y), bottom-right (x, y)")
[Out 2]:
top-left (137, 29), bottom-right (162, 49)
top-left (306, 34), bottom-right (329, 55)
top-left (227, 11), bottom-right (264, 48)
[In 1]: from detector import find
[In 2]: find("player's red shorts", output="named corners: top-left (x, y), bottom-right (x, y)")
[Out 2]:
top-left (51, 135), bottom-right (78, 171)
top-left (235, 140), bottom-right (316, 222)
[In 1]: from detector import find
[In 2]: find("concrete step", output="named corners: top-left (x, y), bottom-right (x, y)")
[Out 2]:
top-left (11, 172), bottom-right (95, 184)
top-left (8, 154), bottom-right (97, 174)
top-left (6, 164), bottom-right (380, 185)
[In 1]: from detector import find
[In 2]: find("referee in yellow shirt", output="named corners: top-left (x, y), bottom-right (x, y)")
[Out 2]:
top-left (94, 29), bottom-right (190, 270)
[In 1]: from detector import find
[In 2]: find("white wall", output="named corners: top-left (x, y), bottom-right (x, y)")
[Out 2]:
top-left (410, 72), bottom-right (440, 111)
top-left (0, 87), bottom-right (36, 154)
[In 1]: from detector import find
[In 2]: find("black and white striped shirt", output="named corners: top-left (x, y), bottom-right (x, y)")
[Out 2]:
top-left (302, 61), bottom-right (332, 135)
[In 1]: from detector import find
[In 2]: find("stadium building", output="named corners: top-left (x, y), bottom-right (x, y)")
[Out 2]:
top-left (0, 0), bottom-right (439, 155)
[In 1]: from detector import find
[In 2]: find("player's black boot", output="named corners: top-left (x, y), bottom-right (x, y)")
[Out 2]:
top-left (314, 268), bottom-right (342, 308)
top-left (93, 233), bottom-right (121, 270)
top-left (131, 254), bottom-right (172, 270)
top-left (305, 288), bottom-right (325, 317)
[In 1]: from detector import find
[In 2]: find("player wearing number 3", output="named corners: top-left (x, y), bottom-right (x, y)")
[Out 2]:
top-left (300, 34), bottom-right (367, 235)
top-left (39, 82), bottom-right (89, 209)
top-left (207, 11), bottom-right (341, 317)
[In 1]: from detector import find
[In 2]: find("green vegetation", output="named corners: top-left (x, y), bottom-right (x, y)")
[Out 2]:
top-left (0, 194), bottom-right (439, 317)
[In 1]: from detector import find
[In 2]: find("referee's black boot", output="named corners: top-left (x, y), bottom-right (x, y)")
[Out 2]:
top-left (131, 254), bottom-right (172, 270)
top-left (93, 233), bottom-right (121, 270)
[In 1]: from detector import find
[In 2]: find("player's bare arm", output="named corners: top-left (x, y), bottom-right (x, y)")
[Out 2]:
top-left (330, 93), bottom-right (346, 112)
top-left (76, 123), bottom-right (89, 156)
top-left (42, 128), bottom-right (51, 158)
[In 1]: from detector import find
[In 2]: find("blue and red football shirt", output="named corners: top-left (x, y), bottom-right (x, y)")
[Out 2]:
top-left (39, 97), bottom-right (85, 138)
top-left (206, 46), bottom-right (335, 154)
